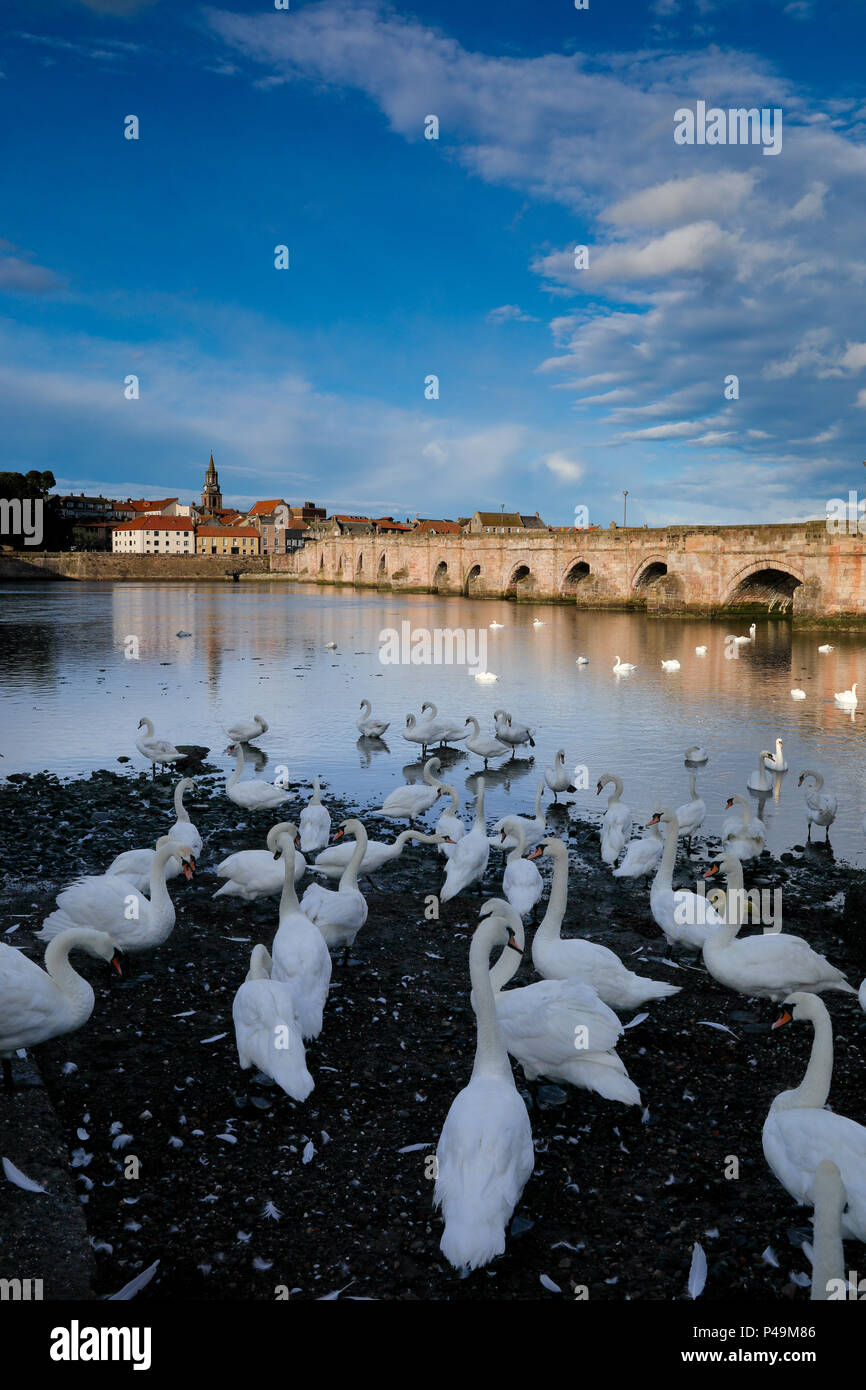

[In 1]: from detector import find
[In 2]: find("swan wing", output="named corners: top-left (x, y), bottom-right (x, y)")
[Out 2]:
top-left (232, 978), bottom-right (314, 1101)
top-left (497, 979), bottom-right (622, 1062)
top-left (0, 945), bottom-right (72, 1049)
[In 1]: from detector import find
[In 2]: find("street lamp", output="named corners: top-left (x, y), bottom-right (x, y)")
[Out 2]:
top-left (623, 490), bottom-right (629, 528)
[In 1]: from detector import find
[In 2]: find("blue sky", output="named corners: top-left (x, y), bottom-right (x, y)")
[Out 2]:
top-left (2, 0), bottom-right (866, 526)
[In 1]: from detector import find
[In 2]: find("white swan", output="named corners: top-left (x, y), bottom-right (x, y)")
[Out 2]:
top-left (474, 671), bottom-right (499, 683)
top-left (834, 682), bottom-right (858, 709)
top-left (499, 820), bottom-right (543, 919)
top-left (702, 857), bottom-right (855, 999)
top-left (299, 776), bottom-right (331, 853)
top-left (684, 745), bottom-right (708, 764)
top-left (377, 756), bottom-right (442, 824)
top-left (478, 900), bottom-right (640, 1106)
top-left (493, 709), bottom-right (535, 753)
top-left (489, 621), bottom-right (505, 629)
top-left (213, 822), bottom-right (306, 900)
top-left (464, 716), bottom-right (509, 767)
top-left (747, 749), bottom-right (774, 793)
top-left (488, 779), bottom-right (546, 850)
top-left (300, 818), bottom-right (369, 958)
top-left (544, 750), bottom-right (575, 802)
top-left (531, 837), bottom-right (680, 1008)
top-left (433, 778), bottom-right (465, 857)
top-left (612, 818), bottom-right (663, 883)
top-left (532, 619), bottom-right (545, 628)
top-left (271, 829), bottom-right (332, 1038)
top-left (661, 659), bottom-right (681, 672)
top-left (675, 771), bottom-right (706, 852)
top-left (695, 645), bottom-right (708, 656)
top-left (225, 714), bottom-right (269, 744)
top-left (817, 644), bottom-right (834, 654)
top-left (166, 776), bottom-right (202, 856)
top-left (433, 916), bottom-right (534, 1271)
top-left (732, 623), bottom-right (757, 646)
top-left (107, 835), bottom-right (183, 895)
top-left (421, 701), bottom-right (466, 745)
top-left (798, 769), bottom-right (837, 840)
top-left (1, 929), bottom-right (125, 1087)
top-left (39, 840), bottom-right (194, 952)
top-left (232, 944), bottom-right (314, 1102)
top-left (809, 1160), bottom-right (847, 1301)
top-left (441, 778), bottom-right (490, 902)
top-left (225, 742), bottom-right (290, 812)
top-left (312, 828), bottom-right (443, 879)
top-left (612, 655), bottom-right (635, 674)
top-left (575, 656), bottom-right (589, 666)
top-left (763, 992), bottom-right (866, 1241)
top-left (403, 711), bottom-right (443, 757)
top-left (721, 795), bottom-right (765, 861)
top-left (791, 688), bottom-right (807, 700)
top-left (597, 773), bottom-right (632, 865)
top-left (136, 716), bottom-right (187, 778)
top-left (647, 809), bottom-right (724, 950)
top-left (357, 699), bottom-right (390, 738)
top-left (763, 739), bottom-right (788, 773)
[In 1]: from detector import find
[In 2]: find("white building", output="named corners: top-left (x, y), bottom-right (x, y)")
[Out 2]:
top-left (112, 516), bottom-right (195, 554)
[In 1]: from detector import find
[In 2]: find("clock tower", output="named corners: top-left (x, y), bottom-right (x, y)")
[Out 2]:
top-left (201, 453), bottom-right (222, 516)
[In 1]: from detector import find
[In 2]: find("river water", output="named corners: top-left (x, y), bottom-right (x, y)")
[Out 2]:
top-left (1, 580), bottom-right (864, 863)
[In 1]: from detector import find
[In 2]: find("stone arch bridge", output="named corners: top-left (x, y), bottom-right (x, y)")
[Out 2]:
top-left (276, 523), bottom-right (866, 618)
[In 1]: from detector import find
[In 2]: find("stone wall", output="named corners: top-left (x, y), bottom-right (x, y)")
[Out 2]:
top-left (0, 552), bottom-right (269, 582)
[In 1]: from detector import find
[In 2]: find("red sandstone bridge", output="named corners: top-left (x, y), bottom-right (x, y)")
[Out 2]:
top-left (279, 522), bottom-right (866, 619)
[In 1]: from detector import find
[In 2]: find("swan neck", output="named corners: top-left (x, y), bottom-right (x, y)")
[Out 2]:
top-left (469, 924), bottom-right (512, 1080)
top-left (538, 844), bottom-right (567, 940)
top-left (43, 933), bottom-right (97, 1021)
top-left (473, 782), bottom-right (485, 829)
top-left (795, 1009), bottom-right (834, 1109)
top-left (655, 815), bottom-right (678, 888)
top-left (279, 845), bottom-right (300, 915)
top-left (340, 825), bottom-right (368, 889)
top-left (173, 781), bottom-right (188, 820)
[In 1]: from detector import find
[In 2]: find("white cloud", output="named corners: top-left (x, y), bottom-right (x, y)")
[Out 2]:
top-left (542, 451), bottom-right (583, 482)
top-left (486, 304), bottom-right (538, 324)
top-left (840, 342), bottom-right (866, 372)
top-left (604, 173), bottom-right (756, 228)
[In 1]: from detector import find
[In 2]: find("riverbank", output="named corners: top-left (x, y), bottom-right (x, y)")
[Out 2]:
top-left (2, 766), bottom-right (864, 1301)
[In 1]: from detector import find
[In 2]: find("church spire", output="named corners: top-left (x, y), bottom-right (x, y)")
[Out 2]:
top-left (201, 452), bottom-right (222, 515)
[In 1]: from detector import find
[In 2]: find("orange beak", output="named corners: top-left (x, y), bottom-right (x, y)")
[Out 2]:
top-left (703, 864), bottom-right (719, 880)
top-left (772, 1008), bottom-right (793, 1030)
top-left (528, 846), bottom-right (543, 860)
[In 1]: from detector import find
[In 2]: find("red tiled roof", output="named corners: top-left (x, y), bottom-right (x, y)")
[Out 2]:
top-left (247, 499), bottom-right (285, 516)
top-left (375, 518), bottom-right (412, 531)
top-left (197, 525), bottom-right (258, 538)
top-left (413, 519), bottom-right (462, 534)
top-left (125, 498), bottom-right (178, 512)
top-left (113, 516), bottom-right (194, 531)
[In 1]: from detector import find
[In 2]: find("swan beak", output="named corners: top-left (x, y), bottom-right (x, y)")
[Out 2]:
top-left (506, 931), bottom-right (523, 955)
top-left (500, 829), bottom-right (507, 842)
top-left (331, 829), bottom-right (345, 843)
top-left (435, 788), bottom-right (442, 799)
top-left (595, 783), bottom-right (602, 795)
top-left (646, 813), bottom-right (661, 827)
top-left (528, 846), bottom-right (543, 860)
top-left (110, 948), bottom-right (127, 978)
top-left (273, 849), bottom-right (281, 860)
top-left (772, 1008), bottom-right (793, 1030)
top-left (183, 857), bottom-right (195, 880)
top-left (797, 775), bottom-right (804, 786)
top-left (725, 798), bottom-right (734, 808)
top-left (703, 864), bottom-right (719, 879)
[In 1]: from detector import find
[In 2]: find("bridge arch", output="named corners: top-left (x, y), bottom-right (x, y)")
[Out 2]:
top-left (464, 563), bottom-right (482, 595)
top-left (723, 562), bottom-right (805, 611)
top-left (561, 558), bottom-right (591, 594)
top-left (506, 563), bottom-right (537, 598)
top-left (433, 559), bottom-right (448, 591)
top-left (633, 557), bottom-right (669, 591)
top-left (377, 551), bottom-right (387, 577)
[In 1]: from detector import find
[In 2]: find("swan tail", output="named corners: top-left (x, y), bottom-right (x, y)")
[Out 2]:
top-left (268, 1046), bottom-right (315, 1102)
top-left (212, 881), bottom-right (239, 899)
top-left (822, 980), bottom-right (857, 995)
top-left (437, 1208), bottom-right (506, 1271)
top-left (635, 978), bottom-right (681, 1001)
top-left (565, 1060), bottom-right (641, 1106)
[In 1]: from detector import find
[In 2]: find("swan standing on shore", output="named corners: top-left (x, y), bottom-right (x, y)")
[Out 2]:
top-left (464, 716), bottom-right (509, 768)
top-left (763, 993), bottom-right (866, 1241)
top-left (357, 699), bottom-right (389, 738)
top-left (225, 714), bottom-right (268, 744)
top-left (434, 916), bottom-right (534, 1271)
top-left (271, 829), bottom-right (332, 1037)
top-left (107, 835), bottom-right (183, 895)
top-left (213, 822), bottom-right (306, 900)
top-left (647, 809), bottom-right (724, 950)
top-left (531, 837), bottom-right (680, 1008)
top-left (798, 770), bottom-right (837, 840)
top-left (312, 828), bottom-right (444, 880)
top-left (433, 778), bottom-right (465, 856)
top-left (675, 772), bottom-right (706, 853)
top-left (499, 819), bottom-right (543, 920)
top-left (441, 779), bottom-right (490, 902)
top-left (225, 742), bottom-right (290, 812)
top-left (299, 777), bottom-right (331, 854)
top-left (301, 819), bottom-right (369, 958)
top-left (612, 818), bottom-right (664, 883)
top-left (232, 945), bottom-right (314, 1102)
top-left (722, 795), bottom-right (766, 861)
top-left (478, 900), bottom-right (640, 1106)
top-left (763, 739), bottom-right (788, 773)
top-left (597, 773), bottom-right (632, 865)
top-left (1, 929), bottom-right (125, 1088)
top-left (489, 779), bottom-right (546, 850)
top-left (702, 858), bottom-right (855, 999)
top-left (544, 750), bottom-right (575, 802)
top-left (39, 840), bottom-right (194, 952)
top-left (166, 776), bottom-right (202, 857)
top-left (377, 756), bottom-right (442, 825)
top-left (136, 717), bottom-right (187, 779)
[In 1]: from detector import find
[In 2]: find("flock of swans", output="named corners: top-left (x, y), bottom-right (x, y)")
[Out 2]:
top-left (2, 689), bottom-right (865, 1294)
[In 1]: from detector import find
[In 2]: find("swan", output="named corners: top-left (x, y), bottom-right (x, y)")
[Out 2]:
top-left (493, 709), bottom-right (535, 753)
top-left (299, 776), bottom-right (331, 854)
top-left (441, 779), bottom-right (490, 902)
top-left (532, 619), bottom-right (545, 628)
top-left (530, 836), bottom-right (680, 1008)
top-left (165, 776), bottom-right (202, 857)
top-left (225, 742), bottom-right (291, 812)
top-left (597, 773), bottom-right (632, 865)
top-left (433, 778), bottom-right (465, 857)
top-left (232, 945), bottom-right (314, 1102)
top-left (575, 656), bottom-right (589, 666)
top-left (325, 641), bottom-right (337, 650)
top-left (107, 835), bottom-right (183, 895)
top-left (474, 671), bottom-right (499, 683)
top-left (612, 655), bottom-right (636, 674)
top-left (489, 621), bottom-right (505, 629)
top-left (489, 779), bottom-right (546, 850)
top-left (357, 699), bottom-right (390, 738)
top-left (1, 929), bottom-right (125, 1088)
top-left (464, 716), bottom-right (509, 768)
top-left (300, 819), bottom-right (369, 958)
top-left (403, 712), bottom-right (442, 758)
top-left (271, 829), bottom-right (332, 1036)
top-left (646, 809), bottom-right (724, 950)
top-left (763, 992), bottom-right (866, 1241)
top-left (612, 818), bottom-right (663, 883)
top-left (213, 822), bottom-right (307, 900)
top-left (722, 795), bottom-right (765, 861)
top-left (702, 857), bottom-right (854, 999)
top-left (798, 770), bottom-right (837, 840)
top-left (136, 716), bottom-right (187, 778)
top-left (478, 900), bottom-right (640, 1106)
top-left (809, 1161), bottom-right (847, 1301)
top-left (38, 840), bottom-right (194, 952)
top-left (747, 749), bottom-right (774, 793)
top-left (675, 771), bottom-right (706, 852)
top-left (499, 820), bottom-right (543, 919)
top-left (225, 714), bottom-right (269, 744)
top-left (421, 701), bottom-right (466, 745)
top-left (684, 745), bottom-right (708, 764)
top-left (834, 682), bottom-right (858, 709)
top-left (791, 688), bottom-right (807, 700)
top-left (695, 645), bottom-right (708, 656)
top-left (732, 623), bottom-right (756, 646)
top-left (433, 916), bottom-right (534, 1271)
top-left (661, 659), bottom-right (681, 672)
top-left (544, 750), bottom-right (575, 803)
top-left (818, 644), bottom-right (834, 654)
top-left (763, 739), bottom-right (788, 773)
top-left (312, 829), bottom-right (443, 880)
top-left (377, 756), bottom-right (442, 824)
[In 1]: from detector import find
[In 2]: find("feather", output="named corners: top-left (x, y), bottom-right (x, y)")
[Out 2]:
top-left (2, 1156), bottom-right (47, 1193)
top-left (688, 1241), bottom-right (707, 1299)
top-left (105, 1258), bottom-right (160, 1300)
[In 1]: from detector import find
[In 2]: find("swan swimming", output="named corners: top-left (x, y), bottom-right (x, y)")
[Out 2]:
top-left (225, 714), bottom-right (269, 744)
top-left (763, 739), bottom-right (788, 772)
top-left (612, 655), bottom-right (636, 674)
top-left (834, 682), bottom-right (858, 709)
